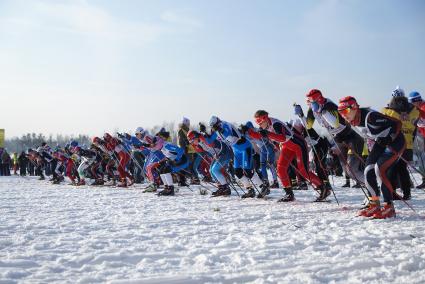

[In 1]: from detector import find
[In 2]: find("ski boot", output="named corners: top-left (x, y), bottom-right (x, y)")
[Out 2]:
top-left (127, 177), bottom-right (134, 187)
top-left (352, 182), bottom-right (362, 188)
top-left (117, 178), bottom-right (127, 188)
top-left (105, 179), bottom-right (116, 186)
top-left (402, 193), bottom-right (411, 200)
top-left (220, 184), bottom-right (231, 196)
top-left (241, 188), bottom-right (256, 198)
top-left (315, 184), bottom-right (331, 202)
top-left (76, 179), bottom-right (86, 186)
top-left (278, 187), bottom-right (295, 202)
top-left (342, 178), bottom-right (350, 188)
top-left (158, 185), bottom-right (175, 196)
top-left (257, 182), bottom-right (270, 198)
top-left (91, 179), bottom-right (104, 186)
top-left (373, 203), bottom-right (396, 219)
top-left (143, 183), bottom-right (158, 193)
top-left (270, 180), bottom-right (279, 189)
top-left (358, 199), bottom-right (380, 217)
top-left (211, 187), bottom-right (223, 197)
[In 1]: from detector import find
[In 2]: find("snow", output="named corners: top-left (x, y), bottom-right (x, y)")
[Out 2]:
top-left (1, 175), bottom-right (425, 283)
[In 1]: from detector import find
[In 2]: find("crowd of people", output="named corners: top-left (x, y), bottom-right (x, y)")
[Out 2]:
top-left (4, 87), bottom-right (425, 220)
top-left (0, 147), bottom-right (38, 177)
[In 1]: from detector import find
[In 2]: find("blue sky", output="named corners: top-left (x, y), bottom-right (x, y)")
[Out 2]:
top-left (1, 0), bottom-right (424, 137)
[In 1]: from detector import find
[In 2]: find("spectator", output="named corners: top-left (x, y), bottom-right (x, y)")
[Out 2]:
top-left (18, 151), bottom-right (28, 176)
top-left (1, 149), bottom-right (11, 176)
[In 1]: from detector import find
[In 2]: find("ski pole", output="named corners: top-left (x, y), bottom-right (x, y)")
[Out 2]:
top-left (325, 132), bottom-right (370, 200)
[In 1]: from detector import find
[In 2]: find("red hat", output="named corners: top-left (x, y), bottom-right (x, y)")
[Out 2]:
top-left (306, 89), bottom-right (325, 105)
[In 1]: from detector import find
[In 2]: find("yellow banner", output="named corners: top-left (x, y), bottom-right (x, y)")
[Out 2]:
top-left (0, 129), bottom-right (4, 148)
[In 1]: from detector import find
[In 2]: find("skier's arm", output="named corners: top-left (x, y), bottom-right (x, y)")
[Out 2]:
top-left (306, 108), bottom-right (315, 129)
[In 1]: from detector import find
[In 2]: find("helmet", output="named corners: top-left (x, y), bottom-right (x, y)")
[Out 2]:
top-left (92, 137), bottom-right (101, 144)
top-left (209, 116), bottom-right (221, 127)
top-left (187, 130), bottom-right (199, 142)
top-left (392, 86), bottom-right (405, 97)
top-left (70, 140), bottom-right (78, 148)
top-left (306, 89), bottom-right (325, 104)
top-left (135, 127), bottom-right (145, 135)
top-left (408, 91), bottom-right (422, 103)
top-left (103, 133), bottom-right (112, 141)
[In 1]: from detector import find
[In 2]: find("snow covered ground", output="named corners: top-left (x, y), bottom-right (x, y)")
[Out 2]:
top-left (1, 175), bottom-right (425, 284)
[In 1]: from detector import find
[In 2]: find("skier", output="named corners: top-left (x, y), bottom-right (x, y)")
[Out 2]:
top-left (187, 129), bottom-right (232, 196)
top-left (293, 105), bottom-right (333, 191)
top-left (248, 110), bottom-right (328, 202)
top-left (338, 96), bottom-right (405, 219)
top-left (103, 133), bottom-right (134, 187)
top-left (382, 89), bottom-right (418, 200)
top-left (208, 115), bottom-right (267, 198)
top-left (303, 89), bottom-right (365, 187)
top-left (178, 117), bottom-right (199, 184)
top-left (144, 135), bottom-right (189, 196)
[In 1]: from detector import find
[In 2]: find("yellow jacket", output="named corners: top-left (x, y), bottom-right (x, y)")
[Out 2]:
top-left (382, 107), bottom-right (419, 150)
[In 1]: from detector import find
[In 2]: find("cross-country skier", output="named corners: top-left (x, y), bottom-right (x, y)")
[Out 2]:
top-left (208, 116), bottom-right (267, 198)
top-left (338, 96), bottom-right (405, 219)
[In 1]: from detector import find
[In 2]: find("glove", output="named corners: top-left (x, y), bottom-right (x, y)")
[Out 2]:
top-left (199, 123), bottom-right (206, 133)
top-left (294, 104), bottom-right (304, 117)
top-left (117, 132), bottom-right (124, 139)
top-left (376, 136), bottom-right (391, 146)
top-left (259, 129), bottom-right (269, 138)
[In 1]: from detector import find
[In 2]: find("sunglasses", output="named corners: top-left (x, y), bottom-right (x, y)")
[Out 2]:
top-left (338, 107), bottom-right (353, 117)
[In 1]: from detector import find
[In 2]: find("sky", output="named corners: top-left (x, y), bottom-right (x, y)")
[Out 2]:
top-left (0, 0), bottom-right (424, 138)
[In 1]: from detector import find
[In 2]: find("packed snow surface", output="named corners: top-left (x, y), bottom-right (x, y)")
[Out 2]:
top-left (1, 175), bottom-right (425, 283)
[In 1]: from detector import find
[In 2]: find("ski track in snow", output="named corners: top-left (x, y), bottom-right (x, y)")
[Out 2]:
top-left (1, 176), bottom-right (425, 284)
